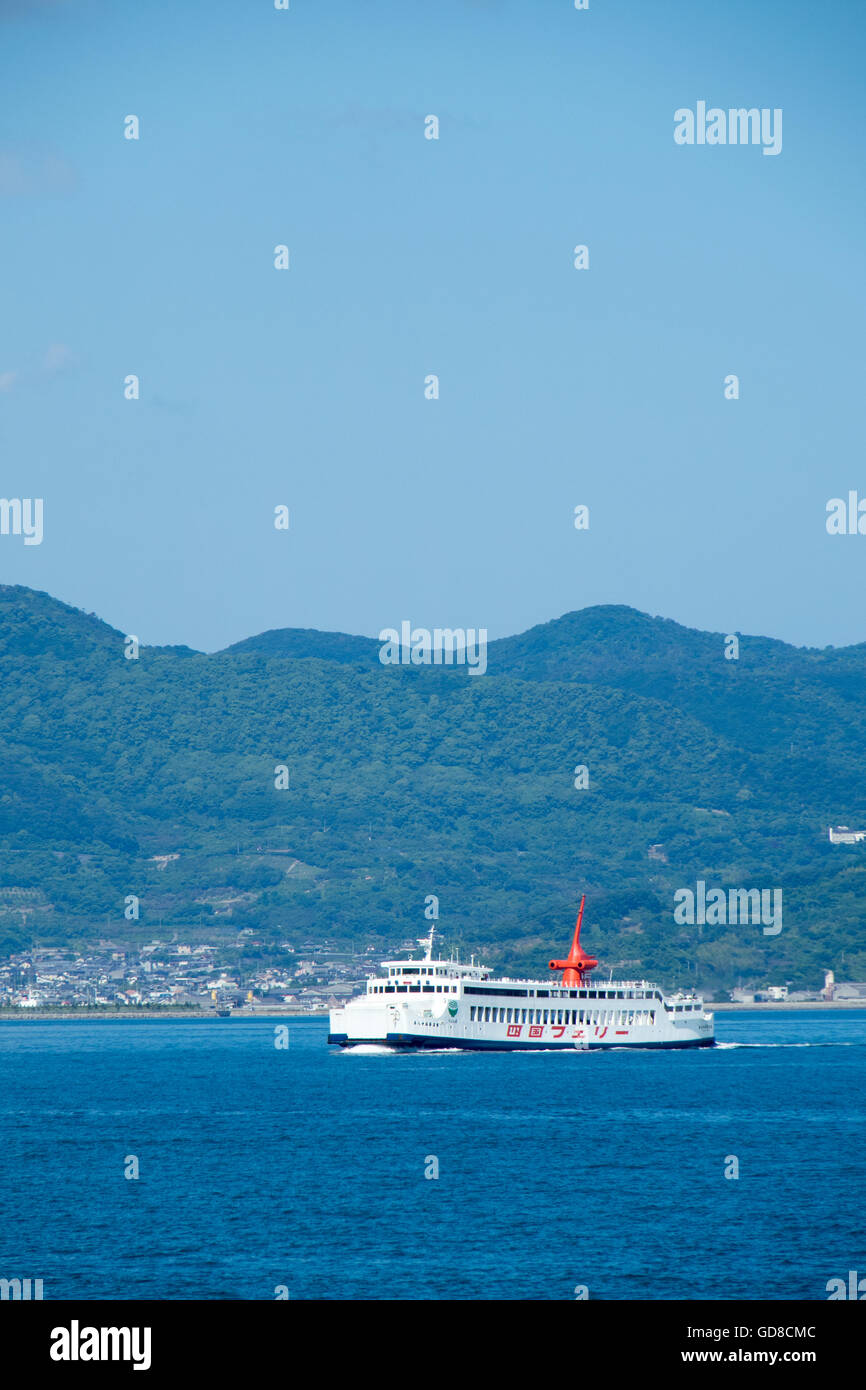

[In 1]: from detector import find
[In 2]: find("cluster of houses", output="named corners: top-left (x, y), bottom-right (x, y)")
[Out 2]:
top-left (0, 938), bottom-right (376, 1011)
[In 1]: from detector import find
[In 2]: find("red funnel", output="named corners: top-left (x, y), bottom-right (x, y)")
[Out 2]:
top-left (549, 895), bottom-right (598, 986)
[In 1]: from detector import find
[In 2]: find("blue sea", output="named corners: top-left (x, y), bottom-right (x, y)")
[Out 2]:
top-left (1, 1011), bottom-right (864, 1301)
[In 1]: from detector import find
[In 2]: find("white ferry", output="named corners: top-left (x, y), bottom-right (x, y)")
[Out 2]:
top-left (328, 896), bottom-right (714, 1051)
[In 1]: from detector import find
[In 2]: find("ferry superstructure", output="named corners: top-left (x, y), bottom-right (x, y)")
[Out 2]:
top-left (328, 897), bottom-right (714, 1051)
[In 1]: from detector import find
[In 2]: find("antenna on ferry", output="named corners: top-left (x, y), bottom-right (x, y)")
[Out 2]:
top-left (416, 920), bottom-right (436, 962)
top-left (548, 894), bottom-right (598, 986)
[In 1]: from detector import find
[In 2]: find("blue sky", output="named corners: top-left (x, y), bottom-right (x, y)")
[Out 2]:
top-left (2, 0), bottom-right (865, 651)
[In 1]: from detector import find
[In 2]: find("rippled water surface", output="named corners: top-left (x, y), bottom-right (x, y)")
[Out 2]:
top-left (1, 1010), bottom-right (864, 1299)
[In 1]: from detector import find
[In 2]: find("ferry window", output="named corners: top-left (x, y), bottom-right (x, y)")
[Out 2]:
top-left (543, 1010), bottom-right (549, 1024)
top-left (484, 1007), bottom-right (490, 1022)
top-left (521, 1009), bottom-right (527, 1023)
top-left (470, 1007), bottom-right (476, 1021)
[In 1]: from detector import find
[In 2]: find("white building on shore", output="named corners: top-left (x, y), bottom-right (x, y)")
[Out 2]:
top-left (828, 825), bottom-right (866, 845)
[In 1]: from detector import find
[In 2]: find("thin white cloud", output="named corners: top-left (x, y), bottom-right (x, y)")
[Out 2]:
top-left (0, 345), bottom-right (76, 392)
top-left (0, 148), bottom-right (78, 197)
top-left (42, 342), bottom-right (75, 373)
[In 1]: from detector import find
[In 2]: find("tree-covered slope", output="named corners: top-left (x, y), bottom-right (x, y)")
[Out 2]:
top-left (1, 584), bottom-right (864, 992)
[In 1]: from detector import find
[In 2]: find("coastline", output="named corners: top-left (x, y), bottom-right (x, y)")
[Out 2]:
top-left (0, 1007), bottom-right (330, 1022)
top-left (707, 1000), bottom-right (865, 1012)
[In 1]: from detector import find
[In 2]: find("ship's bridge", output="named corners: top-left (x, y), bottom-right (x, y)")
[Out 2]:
top-left (366, 957), bottom-right (489, 996)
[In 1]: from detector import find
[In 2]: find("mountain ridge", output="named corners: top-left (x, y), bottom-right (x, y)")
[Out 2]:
top-left (3, 582), bottom-right (862, 665)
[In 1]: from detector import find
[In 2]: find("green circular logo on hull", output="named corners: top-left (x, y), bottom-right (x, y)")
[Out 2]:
top-left (447, 1001), bottom-right (459, 1017)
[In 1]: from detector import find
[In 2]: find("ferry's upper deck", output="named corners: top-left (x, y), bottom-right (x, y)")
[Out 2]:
top-left (366, 958), bottom-right (702, 1007)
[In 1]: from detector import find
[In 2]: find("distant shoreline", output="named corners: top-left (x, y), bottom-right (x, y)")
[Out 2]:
top-left (708, 1000), bottom-right (865, 1012)
top-left (0, 1007), bottom-right (329, 1022)
top-left (1, 1001), bottom-right (863, 1022)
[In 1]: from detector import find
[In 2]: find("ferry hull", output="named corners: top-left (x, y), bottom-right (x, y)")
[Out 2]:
top-left (329, 1030), bottom-right (714, 1051)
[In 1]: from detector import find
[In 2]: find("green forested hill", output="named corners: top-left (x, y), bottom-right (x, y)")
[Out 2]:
top-left (1, 583), bottom-right (865, 993)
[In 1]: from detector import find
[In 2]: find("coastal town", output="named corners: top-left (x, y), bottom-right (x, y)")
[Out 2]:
top-left (0, 936), bottom-right (386, 1013)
